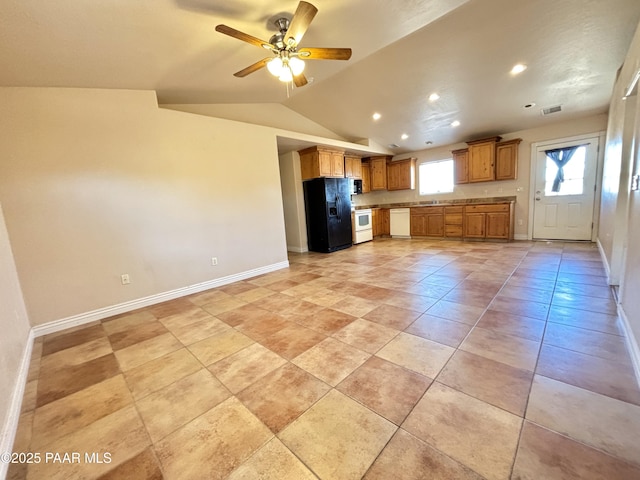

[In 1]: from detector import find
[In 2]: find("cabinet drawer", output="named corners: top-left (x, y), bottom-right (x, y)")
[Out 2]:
top-left (465, 204), bottom-right (510, 213)
top-left (445, 214), bottom-right (463, 225)
top-left (445, 225), bottom-right (463, 237)
top-left (445, 206), bottom-right (463, 214)
top-left (411, 206), bottom-right (444, 215)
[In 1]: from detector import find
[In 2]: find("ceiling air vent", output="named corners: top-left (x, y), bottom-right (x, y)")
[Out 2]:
top-left (541, 105), bottom-right (562, 116)
top-left (388, 143), bottom-right (399, 148)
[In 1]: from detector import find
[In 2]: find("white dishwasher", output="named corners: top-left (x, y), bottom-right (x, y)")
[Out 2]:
top-left (390, 208), bottom-right (410, 238)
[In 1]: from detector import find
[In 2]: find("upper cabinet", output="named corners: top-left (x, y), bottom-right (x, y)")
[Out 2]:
top-left (453, 136), bottom-right (521, 184)
top-left (387, 158), bottom-right (416, 191)
top-left (452, 149), bottom-right (469, 184)
top-left (367, 156), bottom-right (391, 191)
top-left (299, 146), bottom-right (345, 180)
top-left (467, 136), bottom-right (500, 182)
top-left (495, 139), bottom-right (522, 181)
top-left (361, 161), bottom-right (371, 193)
top-left (344, 155), bottom-right (362, 179)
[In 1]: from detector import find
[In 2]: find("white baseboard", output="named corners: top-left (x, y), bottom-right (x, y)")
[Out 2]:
top-left (0, 329), bottom-right (34, 480)
top-left (513, 234), bottom-right (529, 241)
top-left (618, 304), bottom-right (640, 387)
top-left (596, 238), bottom-right (612, 284)
top-left (287, 245), bottom-right (308, 253)
top-left (33, 261), bottom-right (289, 337)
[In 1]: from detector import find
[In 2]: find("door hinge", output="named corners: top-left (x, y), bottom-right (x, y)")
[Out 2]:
top-left (592, 222), bottom-right (594, 230)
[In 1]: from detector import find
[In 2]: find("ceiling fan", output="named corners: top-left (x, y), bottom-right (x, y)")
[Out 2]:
top-left (215, 1), bottom-right (352, 87)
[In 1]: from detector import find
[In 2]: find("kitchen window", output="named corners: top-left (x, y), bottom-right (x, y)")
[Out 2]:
top-left (419, 159), bottom-right (454, 195)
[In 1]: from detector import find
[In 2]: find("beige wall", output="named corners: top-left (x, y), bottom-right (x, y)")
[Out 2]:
top-left (0, 87), bottom-right (289, 326)
top-left (278, 151), bottom-right (308, 252)
top-left (352, 114), bottom-right (608, 239)
top-left (601, 20), bottom-right (640, 371)
top-left (0, 202), bottom-right (31, 459)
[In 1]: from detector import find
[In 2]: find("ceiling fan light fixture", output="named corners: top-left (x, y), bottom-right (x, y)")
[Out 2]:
top-left (279, 68), bottom-right (293, 83)
top-left (267, 57), bottom-right (284, 76)
top-left (289, 57), bottom-right (305, 75)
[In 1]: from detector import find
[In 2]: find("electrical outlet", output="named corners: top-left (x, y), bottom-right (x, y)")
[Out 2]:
top-left (632, 174), bottom-right (639, 191)
top-left (121, 274), bottom-right (130, 285)
top-left (211, 257), bottom-right (218, 266)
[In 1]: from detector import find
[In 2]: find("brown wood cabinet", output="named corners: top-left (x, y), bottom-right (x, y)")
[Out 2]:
top-left (361, 161), bottom-right (371, 193)
top-left (344, 155), bottom-right (362, 179)
top-left (410, 206), bottom-right (444, 237)
top-left (444, 206), bottom-right (463, 238)
top-left (467, 137), bottom-right (500, 183)
top-left (452, 137), bottom-right (522, 184)
top-left (495, 139), bottom-right (521, 181)
top-left (372, 208), bottom-right (390, 237)
top-left (367, 156), bottom-right (390, 191)
top-left (387, 158), bottom-right (416, 191)
top-left (452, 149), bottom-right (469, 185)
top-left (299, 146), bottom-right (345, 180)
top-left (463, 203), bottom-right (513, 240)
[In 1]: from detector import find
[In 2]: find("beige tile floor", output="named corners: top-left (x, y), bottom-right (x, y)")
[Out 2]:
top-left (8, 239), bottom-right (640, 480)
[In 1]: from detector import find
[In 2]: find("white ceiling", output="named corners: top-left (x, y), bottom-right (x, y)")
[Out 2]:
top-left (1, 0), bottom-right (640, 154)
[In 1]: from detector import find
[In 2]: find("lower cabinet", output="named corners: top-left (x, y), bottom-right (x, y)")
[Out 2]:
top-left (405, 202), bottom-right (513, 241)
top-left (410, 207), bottom-right (444, 237)
top-left (372, 208), bottom-right (390, 237)
top-left (463, 204), bottom-right (513, 240)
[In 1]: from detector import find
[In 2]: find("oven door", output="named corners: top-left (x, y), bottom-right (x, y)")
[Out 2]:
top-left (355, 210), bottom-right (372, 231)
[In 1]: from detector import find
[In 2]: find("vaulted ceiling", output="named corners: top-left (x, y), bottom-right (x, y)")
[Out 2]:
top-left (2, 0), bottom-right (640, 154)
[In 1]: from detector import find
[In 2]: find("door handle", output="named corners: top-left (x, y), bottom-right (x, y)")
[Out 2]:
top-left (535, 197), bottom-right (541, 201)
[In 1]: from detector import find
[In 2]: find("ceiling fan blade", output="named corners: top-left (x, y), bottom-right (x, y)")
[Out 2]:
top-left (234, 58), bottom-right (271, 77)
top-left (215, 24), bottom-right (274, 50)
top-left (297, 47), bottom-right (352, 60)
top-left (293, 73), bottom-right (308, 87)
top-left (285, 1), bottom-right (318, 48)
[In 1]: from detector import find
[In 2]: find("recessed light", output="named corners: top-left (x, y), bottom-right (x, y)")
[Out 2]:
top-left (511, 64), bottom-right (527, 75)
top-left (401, 133), bottom-right (409, 140)
top-left (451, 120), bottom-right (460, 127)
top-left (428, 93), bottom-right (440, 101)
top-left (372, 112), bottom-right (381, 120)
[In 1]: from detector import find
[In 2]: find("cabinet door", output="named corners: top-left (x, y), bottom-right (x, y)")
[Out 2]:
top-left (345, 156), bottom-right (362, 179)
top-left (370, 157), bottom-right (388, 190)
top-left (453, 149), bottom-right (469, 184)
top-left (486, 212), bottom-right (510, 239)
top-left (351, 158), bottom-right (362, 179)
top-left (426, 214), bottom-right (445, 236)
top-left (317, 150), bottom-right (333, 177)
top-left (464, 212), bottom-right (486, 237)
top-left (495, 140), bottom-right (520, 180)
top-left (410, 213), bottom-right (427, 236)
top-left (361, 163), bottom-right (371, 193)
top-left (371, 208), bottom-right (379, 236)
top-left (380, 209), bottom-right (390, 235)
top-left (468, 142), bottom-right (496, 182)
top-left (331, 152), bottom-right (345, 177)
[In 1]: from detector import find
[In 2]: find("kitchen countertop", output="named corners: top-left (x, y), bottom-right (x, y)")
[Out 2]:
top-left (355, 196), bottom-right (516, 210)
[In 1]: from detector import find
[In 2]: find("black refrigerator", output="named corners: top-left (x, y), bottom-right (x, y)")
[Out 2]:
top-left (303, 177), bottom-right (353, 253)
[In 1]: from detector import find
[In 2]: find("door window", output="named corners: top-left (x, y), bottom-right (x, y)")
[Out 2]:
top-left (544, 146), bottom-right (586, 196)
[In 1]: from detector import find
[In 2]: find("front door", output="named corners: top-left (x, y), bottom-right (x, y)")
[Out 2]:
top-left (532, 137), bottom-right (599, 240)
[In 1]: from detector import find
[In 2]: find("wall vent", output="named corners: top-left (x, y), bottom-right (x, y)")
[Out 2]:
top-left (541, 105), bottom-right (562, 116)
